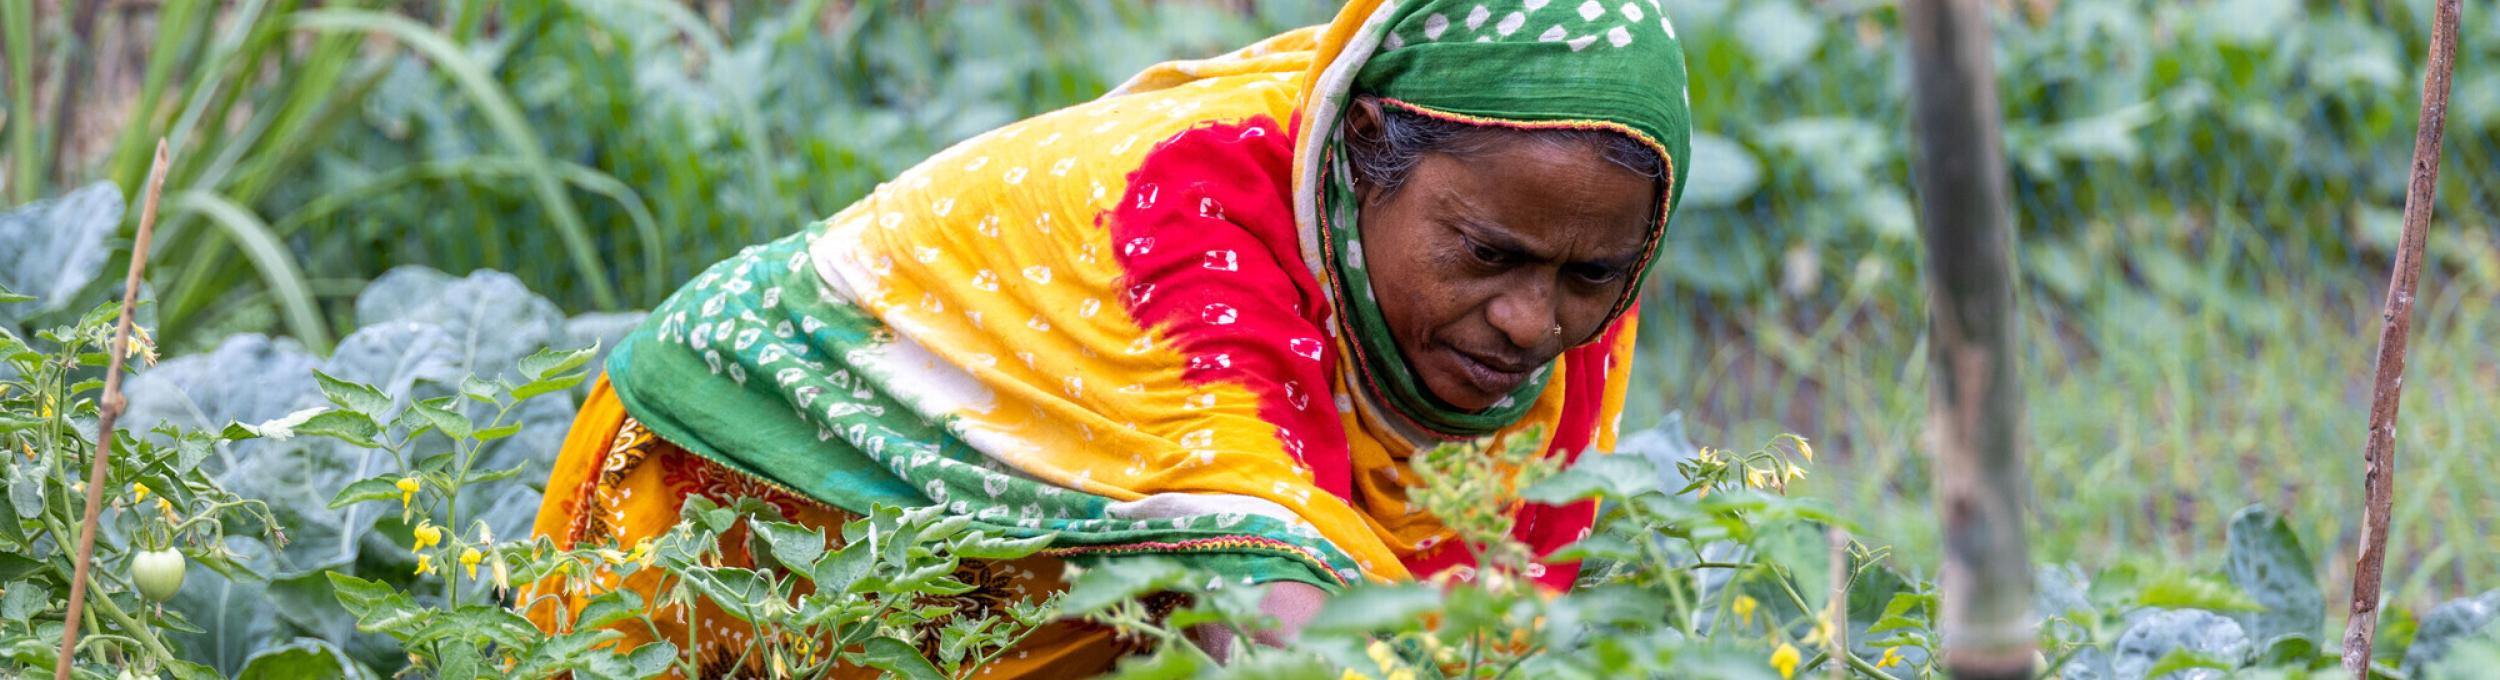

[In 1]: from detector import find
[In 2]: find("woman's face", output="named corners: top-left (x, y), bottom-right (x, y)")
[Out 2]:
top-left (1354, 112), bottom-right (1658, 412)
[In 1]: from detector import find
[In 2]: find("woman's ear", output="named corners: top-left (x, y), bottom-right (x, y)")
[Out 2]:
top-left (1346, 97), bottom-right (1385, 206)
top-left (1346, 96), bottom-right (1385, 142)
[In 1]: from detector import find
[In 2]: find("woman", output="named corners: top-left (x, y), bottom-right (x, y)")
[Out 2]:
top-left (529, 0), bottom-right (1690, 674)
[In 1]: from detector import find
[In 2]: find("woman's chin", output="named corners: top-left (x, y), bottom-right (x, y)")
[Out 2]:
top-left (1420, 361), bottom-right (1517, 412)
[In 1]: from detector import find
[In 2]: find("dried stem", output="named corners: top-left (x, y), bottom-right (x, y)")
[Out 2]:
top-left (55, 139), bottom-right (171, 680)
top-left (2341, 1), bottom-right (2462, 675)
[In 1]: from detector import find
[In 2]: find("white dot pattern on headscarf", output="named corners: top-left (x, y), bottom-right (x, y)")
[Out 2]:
top-left (1388, 0), bottom-right (1675, 53)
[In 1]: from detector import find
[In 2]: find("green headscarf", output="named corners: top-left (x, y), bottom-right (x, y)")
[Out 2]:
top-left (1314, 0), bottom-right (1693, 437)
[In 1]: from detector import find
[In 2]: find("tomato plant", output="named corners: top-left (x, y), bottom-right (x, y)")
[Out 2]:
top-left (0, 286), bottom-right (286, 677)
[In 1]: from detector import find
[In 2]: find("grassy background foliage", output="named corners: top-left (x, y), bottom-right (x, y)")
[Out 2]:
top-left (5, 0), bottom-right (2498, 623)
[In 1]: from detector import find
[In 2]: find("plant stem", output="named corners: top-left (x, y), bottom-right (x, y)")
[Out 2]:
top-left (55, 140), bottom-right (170, 680)
top-left (1827, 528), bottom-right (1851, 680)
top-left (2342, 0), bottom-right (2462, 675)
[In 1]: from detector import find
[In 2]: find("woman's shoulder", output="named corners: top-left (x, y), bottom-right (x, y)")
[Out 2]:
top-left (894, 71), bottom-right (1304, 204)
top-left (801, 71), bottom-right (1309, 294)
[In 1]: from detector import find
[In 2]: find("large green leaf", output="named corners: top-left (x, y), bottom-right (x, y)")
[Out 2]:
top-left (0, 183), bottom-right (122, 325)
top-left (676, 565), bottom-right (776, 623)
top-left (325, 572), bottom-right (426, 636)
top-left (2110, 609), bottom-right (2253, 680)
top-left (2425, 635), bottom-right (2500, 680)
top-left (166, 537), bottom-right (282, 676)
top-left (235, 638), bottom-right (375, 680)
top-left (2403, 590), bottom-right (2500, 674)
top-left (856, 636), bottom-right (946, 680)
top-left (750, 518), bottom-right (829, 575)
top-left (572, 590), bottom-right (646, 631)
top-left (265, 568), bottom-right (400, 675)
top-left (0, 580), bottom-right (47, 620)
top-left (121, 335), bottom-right (322, 474)
top-left (353, 267), bottom-right (570, 382)
top-left (2222, 506), bottom-right (2322, 646)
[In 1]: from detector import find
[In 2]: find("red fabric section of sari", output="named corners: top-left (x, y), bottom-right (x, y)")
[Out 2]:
top-left (1106, 115), bottom-right (1356, 501)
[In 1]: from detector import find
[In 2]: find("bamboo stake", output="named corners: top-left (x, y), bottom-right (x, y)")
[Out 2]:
top-left (1900, 1), bottom-right (2034, 677)
top-left (2341, 1), bottom-right (2462, 675)
top-left (54, 139), bottom-right (170, 680)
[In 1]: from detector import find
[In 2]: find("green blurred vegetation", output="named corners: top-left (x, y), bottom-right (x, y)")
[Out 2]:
top-left (4, 0), bottom-right (2497, 618)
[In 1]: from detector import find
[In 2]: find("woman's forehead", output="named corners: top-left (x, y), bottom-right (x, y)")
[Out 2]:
top-left (1417, 143), bottom-right (1655, 236)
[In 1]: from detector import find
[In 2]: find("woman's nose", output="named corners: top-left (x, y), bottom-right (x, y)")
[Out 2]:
top-left (1486, 280), bottom-right (1559, 350)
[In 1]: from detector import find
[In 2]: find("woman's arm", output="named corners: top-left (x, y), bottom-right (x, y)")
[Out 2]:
top-left (1187, 580), bottom-right (1330, 661)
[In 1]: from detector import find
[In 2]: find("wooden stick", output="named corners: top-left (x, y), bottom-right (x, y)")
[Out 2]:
top-left (2342, 1), bottom-right (2462, 675)
top-left (54, 139), bottom-right (169, 680)
top-left (1899, 1), bottom-right (2034, 677)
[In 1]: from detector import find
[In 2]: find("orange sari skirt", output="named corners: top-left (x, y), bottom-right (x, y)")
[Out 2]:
top-left (524, 378), bottom-right (1151, 678)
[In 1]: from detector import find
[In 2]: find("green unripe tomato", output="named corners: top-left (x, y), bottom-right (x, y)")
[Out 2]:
top-left (130, 548), bottom-right (187, 602)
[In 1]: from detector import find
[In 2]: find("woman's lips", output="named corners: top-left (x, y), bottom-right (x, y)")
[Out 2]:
top-left (1446, 347), bottom-right (1533, 396)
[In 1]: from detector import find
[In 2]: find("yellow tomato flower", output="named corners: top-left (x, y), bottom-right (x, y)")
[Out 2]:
top-left (395, 476), bottom-right (421, 509)
top-left (490, 549), bottom-right (511, 593)
top-left (1803, 620), bottom-right (1832, 647)
top-left (412, 522), bottom-right (443, 551)
top-left (1786, 462), bottom-right (1807, 482)
top-left (127, 325), bottom-right (160, 365)
top-left (1385, 670), bottom-right (1414, 680)
top-left (131, 482), bottom-right (151, 503)
top-left (1770, 642), bottom-right (1801, 679)
top-left (627, 538), bottom-right (655, 567)
top-left (1733, 594), bottom-right (1759, 626)
top-left (1339, 671), bottom-right (1368, 680)
top-left (155, 498), bottom-right (174, 515)
top-left (415, 554), bottom-right (436, 576)
top-left (599, 548), bottom-right (630, 566)
top-left (1877, 646), bottom-right (1904, 669)
top-left (1745, 465), bottom-right (1773, 489)
top-left (460, 547), bottom-right (483, 580)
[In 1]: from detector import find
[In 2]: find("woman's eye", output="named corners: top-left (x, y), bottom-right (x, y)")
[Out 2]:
top-left (1568, 264), bottom-right (1624, 285)
top-left (1462, 236), bottom-right (1512, 266)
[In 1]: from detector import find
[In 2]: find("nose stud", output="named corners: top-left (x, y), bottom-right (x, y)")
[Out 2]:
top-left (1549, 325), bottom-right (1562, 337)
